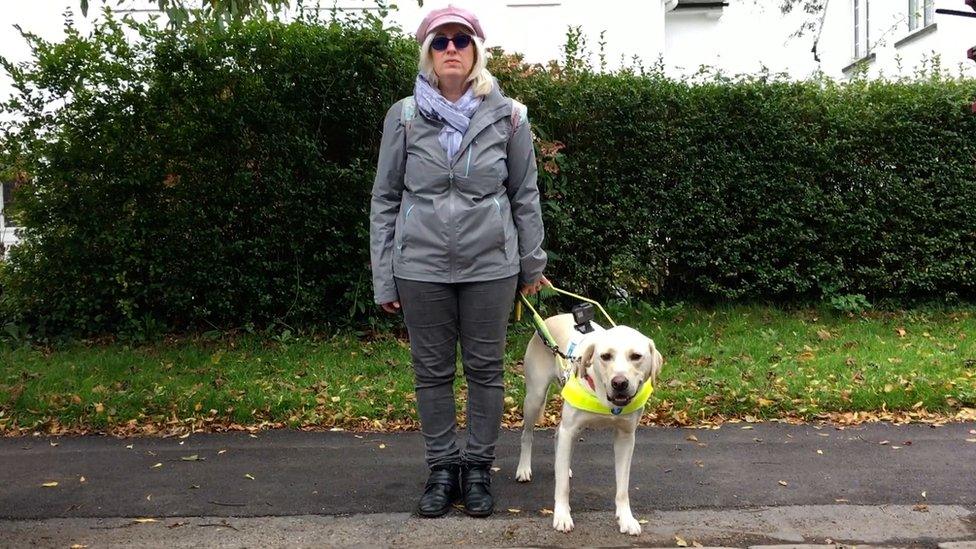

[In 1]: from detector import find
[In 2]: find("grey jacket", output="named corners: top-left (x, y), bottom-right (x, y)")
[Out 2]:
top-left (369, 82), bottom-right (547, 305)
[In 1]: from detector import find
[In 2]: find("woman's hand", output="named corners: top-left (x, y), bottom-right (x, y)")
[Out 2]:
top-left (381, 301), bottom-right (401, 314)
top-left (520, 274), bottom-right (551, 296)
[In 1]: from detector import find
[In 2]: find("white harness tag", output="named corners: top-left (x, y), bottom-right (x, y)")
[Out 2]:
top-left (555, 323), bottom-right (602, 385)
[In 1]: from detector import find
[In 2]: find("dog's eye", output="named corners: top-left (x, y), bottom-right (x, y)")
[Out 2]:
top-left (629, 353), bottom-right (643, 361)
top-left (599, 352), bottom-right (613, 361)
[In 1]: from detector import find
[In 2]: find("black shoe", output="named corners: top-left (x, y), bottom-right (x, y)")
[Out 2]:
top-left (461, 463), bottom-right (494, 517)
top-left (417, 463), bottom-right (460, 518)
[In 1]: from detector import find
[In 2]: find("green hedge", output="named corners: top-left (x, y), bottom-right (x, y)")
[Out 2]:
top-left (494, 65), bottom-right (976, 304)
top-left (2, 15), bottom-right (975, 339)
top-left (1, 14), bottom-right (416, 338)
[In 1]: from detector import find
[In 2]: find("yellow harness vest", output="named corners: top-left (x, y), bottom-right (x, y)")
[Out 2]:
top-left (560, 371), bottom-right (654, 416)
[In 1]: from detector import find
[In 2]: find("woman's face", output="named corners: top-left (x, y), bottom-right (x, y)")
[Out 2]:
top-left (430, 23), bottom-right (475, 82)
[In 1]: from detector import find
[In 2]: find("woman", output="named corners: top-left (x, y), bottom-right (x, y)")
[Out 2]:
top-left (369, 5), bottom-right (549, 518)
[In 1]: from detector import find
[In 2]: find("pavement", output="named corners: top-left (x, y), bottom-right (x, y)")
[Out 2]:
top-left (1, 422), bottom-right (975, 547)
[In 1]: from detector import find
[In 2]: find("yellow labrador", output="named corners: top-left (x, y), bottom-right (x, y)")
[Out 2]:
top-left (515, 313), bottom-right (663, 535)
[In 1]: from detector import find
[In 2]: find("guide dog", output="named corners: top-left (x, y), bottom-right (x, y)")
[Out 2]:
top-left (515, 313), bottom-right (663, 535)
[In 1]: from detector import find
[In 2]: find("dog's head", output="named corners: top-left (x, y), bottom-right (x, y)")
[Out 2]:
top-left (575, 325), bottom-right (663, 408)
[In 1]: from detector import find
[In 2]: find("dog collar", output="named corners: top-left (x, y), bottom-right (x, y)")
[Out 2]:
top-left (561, 372), bottom-right (654, 416)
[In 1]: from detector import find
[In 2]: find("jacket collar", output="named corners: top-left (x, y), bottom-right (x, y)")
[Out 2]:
top-left (450, 80), bottom-right (511, 167)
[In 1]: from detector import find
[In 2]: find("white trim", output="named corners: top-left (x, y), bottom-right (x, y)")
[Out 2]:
top-left (0, 181), bottom-right (20, 256)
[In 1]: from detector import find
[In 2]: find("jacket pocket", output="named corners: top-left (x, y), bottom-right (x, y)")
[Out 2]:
top-left (394, 199), bottom-right (415, 263)
top-left (493, 196), bottom-right (509, 262)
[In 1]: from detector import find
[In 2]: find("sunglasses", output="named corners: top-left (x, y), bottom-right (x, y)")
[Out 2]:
top-left (431, 33), bottom-right (472, 51)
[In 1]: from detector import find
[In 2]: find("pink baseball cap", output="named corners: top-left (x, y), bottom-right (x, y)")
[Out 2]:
top-left (415, 4), bottom-right (485, 44)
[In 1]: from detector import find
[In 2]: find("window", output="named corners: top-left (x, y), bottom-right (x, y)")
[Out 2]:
top-left (854, 0), bottom-right (870, 59)
top-left (1, 181), bottom-right (18, 229)
top-left (908, 0), bottom-right (935, 31)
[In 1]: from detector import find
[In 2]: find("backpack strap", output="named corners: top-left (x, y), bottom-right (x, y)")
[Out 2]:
top-left (510, 98), bottom-right (528, 137)
top-left (400, 96), bottom-right (417, 127)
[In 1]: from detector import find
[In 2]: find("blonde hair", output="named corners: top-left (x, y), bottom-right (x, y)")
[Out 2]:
top-left (418, 30), bottom-right (494, 97)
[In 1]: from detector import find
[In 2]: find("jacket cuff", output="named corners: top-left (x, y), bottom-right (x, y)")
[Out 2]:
top-left (518, 250), bottom-right (547, 287)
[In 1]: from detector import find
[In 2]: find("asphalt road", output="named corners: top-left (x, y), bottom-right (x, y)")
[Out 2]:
top-left (1, 422), bottom-right (974, 520)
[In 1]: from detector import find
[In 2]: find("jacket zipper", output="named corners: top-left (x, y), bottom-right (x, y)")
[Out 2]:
top-left (449, 169), bottom-right (455, 282)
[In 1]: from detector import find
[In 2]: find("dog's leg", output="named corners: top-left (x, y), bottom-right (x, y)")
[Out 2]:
top-left (516, 381), bottom-right (548, 482)
top-left (552, 411), bottom-right (579, 532)
top-left (517, 336), bottom-right (556, 483)
top-left (613, 424), bottom-right (641, 535)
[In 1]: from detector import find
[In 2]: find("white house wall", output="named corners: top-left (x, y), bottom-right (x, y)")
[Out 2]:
top-left (814, 0), bottom-right (976, 79)
top-left (664, 3), bottom-right (823, 79)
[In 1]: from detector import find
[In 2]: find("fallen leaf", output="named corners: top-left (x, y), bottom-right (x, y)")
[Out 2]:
top-left (638, 518), bottom-right (648, 524)
top-left (218, 450), bottom-right (226, 455)
top-left (816, 449), bottom-right (823, 455)
top-left (507, 508), bottom-right (521, 513)
top-left (146, 494), bottom-right (152, 501)
top-left (675, 535), bottom-right (688, 547)
top-left (41, 482), bottom-right (58, 487)
top-left (540, 508), bottom-right (553, 515)
top-left (879, 440), bottom-right (889, 445)
top-left (913, 504), bottom-right (928, 512)
top-left (741, 425), bottom-right (754, 430)
top-left (378, 444), bottom-right (386, 449)
top-left (181, 454), bottom-right (203, 461)
top-left (966, 438), bottom-right (976, 443)
top-left (190, 484), bottom-right (200, 489)
top-left (49, 441), bottom-right (58, 447)
top-left (126, 444), bottom-right (133, 449)
top-left (817, 329), bottom-right (831, 340)
top-left (79, 476), bottom-right (86, 483)
top-left (70, 545), bottom-right (88, 549)
top-left (152, 463), bottom-right (162, 468)
top-left (778, 480), bottom-right (788, 486)
top-left (694, 460), bottom-right (704, 467)
top-left (896, 327), bottom-right (907, 337)
top-left (244, 474), bottom-right (255, 480)
top-left (686, 435), bottom-right (699, 442)
top-left (133, 518), bottom-right (157, 523)
top-left (922, 491), bottom-right (927, 499)
top-left (835, 498), bottom-right (849, 503)
top-left (491, 467), bottom-right (501, 472)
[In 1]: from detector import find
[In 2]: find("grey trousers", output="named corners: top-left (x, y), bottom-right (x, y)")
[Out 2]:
top-left (394, 275), bottom-right (519, 469)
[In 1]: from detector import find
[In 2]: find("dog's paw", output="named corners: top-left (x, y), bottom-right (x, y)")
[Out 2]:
top-left (617, 514), bottom-right (641, 536)
top-left (552, 510), bottom-right (575, 532)
top-left (515, 464), bottom-right (532, 482)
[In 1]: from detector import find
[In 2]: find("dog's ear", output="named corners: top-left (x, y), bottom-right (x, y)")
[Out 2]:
top-left (648, 340), bottom-right (664, 385)
top-left (575, 340), bottom-right (596, 379)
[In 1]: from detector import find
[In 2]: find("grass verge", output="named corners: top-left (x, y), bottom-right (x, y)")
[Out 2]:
top-left (1, 303), bottom-right (975, 436)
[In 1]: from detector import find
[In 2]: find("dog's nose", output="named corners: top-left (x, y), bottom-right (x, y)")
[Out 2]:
top-left (611, 376), bottom-right (628, 391)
